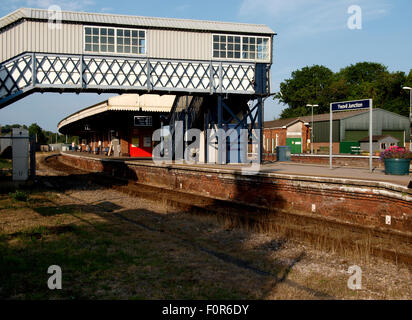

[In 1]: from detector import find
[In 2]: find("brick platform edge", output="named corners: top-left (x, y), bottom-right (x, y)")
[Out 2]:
top-left (59, 152), bottom-right (412, 234)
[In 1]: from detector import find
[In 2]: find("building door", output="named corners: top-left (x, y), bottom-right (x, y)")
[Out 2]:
top-left (130, 134), bottom-right (152, 157)
top-left (286, 138), bottom-right (302, 154)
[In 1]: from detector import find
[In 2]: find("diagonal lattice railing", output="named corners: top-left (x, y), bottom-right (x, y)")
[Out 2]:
top-left (0, 52), bottom-right (269, 108)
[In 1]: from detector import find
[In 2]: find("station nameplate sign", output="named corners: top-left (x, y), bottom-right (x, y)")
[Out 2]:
top-left (331, 99), bottom-right (371, 112)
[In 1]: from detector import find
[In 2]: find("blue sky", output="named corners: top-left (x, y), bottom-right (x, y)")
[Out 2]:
top-left (0, 0), bottom-right (411, 131)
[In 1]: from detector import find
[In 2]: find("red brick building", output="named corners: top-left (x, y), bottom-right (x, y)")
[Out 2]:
top-left (263, 118), bottom-right (311, 157)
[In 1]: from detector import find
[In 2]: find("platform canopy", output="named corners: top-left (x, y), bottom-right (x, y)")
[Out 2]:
top-left (58, 94), bottom-right (175, 131)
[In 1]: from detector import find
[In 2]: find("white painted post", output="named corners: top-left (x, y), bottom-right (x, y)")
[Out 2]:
top-left (330, 103), bottom-right (333, 169)
top-left (369, 99), bottom-right (373, 173)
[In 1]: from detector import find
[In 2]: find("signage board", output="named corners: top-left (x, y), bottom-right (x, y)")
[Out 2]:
top-left (331, 99), bottom-right (371, 112)
top-left (134, 116), bottom-right (152, 127)
top-left (329, 98), bottom-right (373, 173)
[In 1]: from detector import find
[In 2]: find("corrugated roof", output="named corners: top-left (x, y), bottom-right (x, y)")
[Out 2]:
top-left (265, 109), bottom-right (369, 128)
top-left (58, 94), bottom-right (175, 130)
top-left (0, 8), bottom-right (275, 35)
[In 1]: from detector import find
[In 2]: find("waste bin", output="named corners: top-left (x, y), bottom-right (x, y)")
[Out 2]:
top-left (276, 146), bottom-right (291, 162)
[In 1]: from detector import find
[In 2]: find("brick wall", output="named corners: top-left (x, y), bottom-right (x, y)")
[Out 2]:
top-left (312, 142), bottom-right (340, 154)
top-left (263, 153), bottom-right (385, 169)
top-left (302, 125), bottom-right (310, 153)
top-left (60, 153), bottom-right (412, 234)
top-left (263, 128), bottom-right (286, 154)
top-left (263, 125), bottom-right (311, 154)
top-left (290, 155), bottom-right (385, 168)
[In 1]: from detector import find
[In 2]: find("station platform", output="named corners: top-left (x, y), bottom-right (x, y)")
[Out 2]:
top-left (62, 151), bottom-right (411, 189)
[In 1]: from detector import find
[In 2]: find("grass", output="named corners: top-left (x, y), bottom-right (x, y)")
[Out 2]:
top-left (0, 185), bottom-right (410, 300)
top-left (0, 192), bottom-right (252, 299)
top-left (0, 158), bottom-right (12, 170)
top-left (0, 222), bottom-right (247, 299)
top-left (9, 190), bottom-right (29, 202)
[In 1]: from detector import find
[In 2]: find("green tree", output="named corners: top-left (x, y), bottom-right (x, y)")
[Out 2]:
top-left (338, 62), bottom-right (387, 85)
top-left (0, 124), bottom-right (27, 134)
top-left (28, 123), bottom-right (47, 144)
top-left (275, 65), bottom-right (334, 118)
top-left (276, 62), bottom-right (411, 119)
top-left (406, 69), bottom-right (412, 86)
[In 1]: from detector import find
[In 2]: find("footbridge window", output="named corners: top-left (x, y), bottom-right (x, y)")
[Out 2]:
top-left (213, 34), bottom-right (270, 61)
top-left (84, 27), bottom-right (146, 55)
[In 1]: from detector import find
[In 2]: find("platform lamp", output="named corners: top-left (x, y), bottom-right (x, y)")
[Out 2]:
top-left (306, 104), bottom-right (319, 154)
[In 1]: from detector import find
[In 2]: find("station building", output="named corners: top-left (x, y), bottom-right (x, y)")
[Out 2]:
top-left (58, 94), bottom-right (174, 157)
top-left (263, 108), bottom-right (410, 155)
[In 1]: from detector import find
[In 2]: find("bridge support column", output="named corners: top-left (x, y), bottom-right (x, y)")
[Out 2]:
top-left (205, 95), bottom-right (264, 165)
top-left (217, 95), bottom-right (224, 165)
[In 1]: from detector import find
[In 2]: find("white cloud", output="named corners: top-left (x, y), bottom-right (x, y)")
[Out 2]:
top-left (100, 7), bottom-right (114, 13)
top-left (239, 0), bottom-right (318, 18)
top-left (175, 4), bottom-right (191, 13)
top-left (238, 0), bottom-right (390, 37)
top-left (8, 0), bottom-right (95, 11)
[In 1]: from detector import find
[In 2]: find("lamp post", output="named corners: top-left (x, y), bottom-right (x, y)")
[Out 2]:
top-left (306, 104), bottom-right (319, 154)
top-left (403, 87), bottom-right (412, 149)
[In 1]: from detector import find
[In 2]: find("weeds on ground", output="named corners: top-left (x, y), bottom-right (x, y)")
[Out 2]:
top-left (9, 190), bottom-right (29, 202)
top-left (0, 159), bottom-right (12, 170)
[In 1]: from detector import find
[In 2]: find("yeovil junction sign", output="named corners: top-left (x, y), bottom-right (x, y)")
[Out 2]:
top-left (331, 99), bottom-right (372, 112)
top-left (330, 99), bottom-right (373, 172)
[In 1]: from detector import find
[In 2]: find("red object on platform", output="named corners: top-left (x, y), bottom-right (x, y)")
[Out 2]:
top-left (130, 135), bottom-right (152, 157)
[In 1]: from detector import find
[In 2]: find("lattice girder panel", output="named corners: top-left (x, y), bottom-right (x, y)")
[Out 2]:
top-left (151, 60), bottom-right (213, 92)
top-left (220, 64), bottom-right (255, 93)
top-left (0, 54), bottom-right (33, 97)
top-left (0, 52), bottom-right (268, 108)
top-left (36, 55), bottom-right (81, 87)
top-left (83, 56), bottom-right (148, 89)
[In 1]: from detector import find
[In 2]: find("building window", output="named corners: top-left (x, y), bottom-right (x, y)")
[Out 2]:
top-left (272, 138), bottom-right (275, 153)
top-left (381, 143), bottom-right (387, 150)
top-left (85, 27), bottom-right (100, 52)
top-left (84, 26), bottom-right (146, 55)
top-left (117, 29), bottom-right (146, 54)
top-left (257, 37), bottom-right (269, 60)
top-left (213, 35), bottom-right (241, 59)
top-left (213, 34), bottom-right (269, 61)
top-left (99, 28), bottom-right (115, 53)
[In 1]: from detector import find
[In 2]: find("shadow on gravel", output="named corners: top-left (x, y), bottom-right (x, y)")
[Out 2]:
top-left (0, 182), bottom-right (335, 299)
top-left (0, 153), bottom-right (337, 299)
top-left (0, 205), bottom-right (335, 300)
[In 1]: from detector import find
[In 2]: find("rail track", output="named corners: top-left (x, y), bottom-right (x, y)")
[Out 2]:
top-left (41, 154), bottom-right (412, 268)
